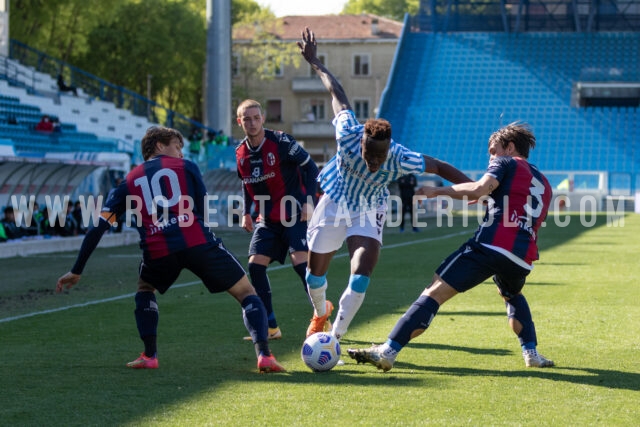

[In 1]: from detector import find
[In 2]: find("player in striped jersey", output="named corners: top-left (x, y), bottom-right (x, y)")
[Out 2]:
top-left (55, 126), bottom-right (285, 373)
top-left (348, 123), bottom-right (555, 370)
top-left (298, 28), bottom-right (471, 339)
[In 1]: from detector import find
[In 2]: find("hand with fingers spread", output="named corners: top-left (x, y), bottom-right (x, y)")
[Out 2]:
top-left (296, 26), bottom-right (351, 115)
top-left (297, 27), bottom-right (317, 63)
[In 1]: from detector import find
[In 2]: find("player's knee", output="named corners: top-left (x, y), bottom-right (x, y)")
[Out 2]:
top-left (248, 262), bottom-right (267, 278)
top-left (228, 275), bottom-right (257, 301)
top-left (306, 271), bottom-right (327, 289)
top-left (494, 275), bottom-right (525, 299)
top-left (248, 254), bottom-right (270, 266)
top-left (348, 274), bottom-right (370, 293)
top-left (137, 279), bottom-right (155, 293)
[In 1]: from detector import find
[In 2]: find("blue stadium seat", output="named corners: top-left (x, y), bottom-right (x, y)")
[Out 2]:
top-left (0, 95), bottom-right (116, 155)
top-left (380, 32), bottom-right (640, 177)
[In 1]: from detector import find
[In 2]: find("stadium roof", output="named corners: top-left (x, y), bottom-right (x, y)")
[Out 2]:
top-left (0, 156), bottom-right (116, 209)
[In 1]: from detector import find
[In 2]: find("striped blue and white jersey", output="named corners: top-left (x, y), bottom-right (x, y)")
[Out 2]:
top-left (318, 110), bottom-right (425, 210)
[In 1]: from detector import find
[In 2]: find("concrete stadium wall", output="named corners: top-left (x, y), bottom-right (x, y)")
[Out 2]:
top-left (0, 229), bottom-right (138, 259)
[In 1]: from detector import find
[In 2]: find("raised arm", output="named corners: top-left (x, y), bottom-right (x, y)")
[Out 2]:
top-left (297, 27), bottom-right (350, 115)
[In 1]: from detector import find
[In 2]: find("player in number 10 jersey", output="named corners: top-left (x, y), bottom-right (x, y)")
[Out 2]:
top-left (56, 126), bottom-right (286, 373)
top-left (111, 147), bottom-right (215, 259)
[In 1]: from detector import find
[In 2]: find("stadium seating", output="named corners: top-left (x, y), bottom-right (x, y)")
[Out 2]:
top-left (0, 56), bottom-right (159, 157)
top-left (0, 79), bottom-right (126, 155)
top-left (380, 31), bottom-right (640, 193)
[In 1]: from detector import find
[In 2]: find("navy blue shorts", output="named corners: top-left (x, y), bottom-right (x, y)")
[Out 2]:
top-left (139, 242), bottom-right (246, 294)
top-left (248, 219), bottom-right (308, 264)
top-left (435, 239), bottom-right (530, 299)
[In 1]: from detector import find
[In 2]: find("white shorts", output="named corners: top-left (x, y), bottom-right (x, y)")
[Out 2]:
top-left (307, 195), bottom-right (386, 254)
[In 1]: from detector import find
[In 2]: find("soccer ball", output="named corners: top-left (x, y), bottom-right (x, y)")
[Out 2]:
top-left (301, 332), bottom-right (341, 372)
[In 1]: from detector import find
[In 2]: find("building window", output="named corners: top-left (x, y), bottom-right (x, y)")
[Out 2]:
top-left (353, 99), bottom-right (370, 119)
top-left (310, 54), bottom-right (326, 78)
top-left (353, 54), bottom-right (370, 76)
top-left (310, 99), bottom-right (325, 120)
top-left (265, 56), bottom-right (283, 77)
top-left (266, 99), bottom-right (282, 122)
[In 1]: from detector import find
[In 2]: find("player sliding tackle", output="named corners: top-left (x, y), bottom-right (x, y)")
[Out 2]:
top-left (348, 122), bottom-right (555, 371)
top-left (297, 27), bottom-right (472, 341)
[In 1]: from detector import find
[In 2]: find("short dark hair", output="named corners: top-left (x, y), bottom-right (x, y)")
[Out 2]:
top-left (489, 122), bottom-right (536, 159)
top-left (141, 126), bottom-right (184, 161)
top-left (364, 118), bottom-right (391, 141)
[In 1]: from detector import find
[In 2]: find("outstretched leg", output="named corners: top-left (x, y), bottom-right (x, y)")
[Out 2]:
top-left (505, 293), bottom-right (554, 367)
top-left (348, 274), bottom-right (456, 371)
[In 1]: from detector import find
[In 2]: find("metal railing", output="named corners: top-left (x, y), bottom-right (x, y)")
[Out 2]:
top-left (7, 39), bottom-right (215, 138)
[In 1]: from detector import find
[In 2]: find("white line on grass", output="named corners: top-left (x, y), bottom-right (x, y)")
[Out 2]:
top-left (0, 231), bottom-right (467, 324)
top-left (31, 254), bottom-right (138, 258)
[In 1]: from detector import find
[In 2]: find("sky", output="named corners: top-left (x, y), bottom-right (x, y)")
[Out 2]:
top-left (257, 0), bottom-right (348, 17)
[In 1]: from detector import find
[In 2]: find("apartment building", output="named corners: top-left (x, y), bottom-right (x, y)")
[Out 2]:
top-left (232, 14), bottom-right (403, 164)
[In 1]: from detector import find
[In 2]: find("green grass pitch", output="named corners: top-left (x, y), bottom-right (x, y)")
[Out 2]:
top-left (1, 212), bottom-right (638, 426)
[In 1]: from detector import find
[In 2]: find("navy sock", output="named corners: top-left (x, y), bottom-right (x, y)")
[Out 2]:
top-left (248, 263), bottom-right (277, 328)
top-left (241, 294), bottom-right (270, 357)
top-left (134, 291), bottom-right (158, 357)
top-left (506, 294), bottom-right (537, 349)
top-left (293, 262), bottom-right (310, 296)
top-left (143, 336), bottom-right (157, 358)
top-left (388, 295), bottom-right (440, 348)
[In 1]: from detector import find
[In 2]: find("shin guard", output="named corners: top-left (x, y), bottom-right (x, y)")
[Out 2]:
top-left (388, 295), bottom-right (440, 349)
top-left (506, 294), bottom-right (537, 347)
top-left (134, 291), bottom-right (159, 357)
top-left (242, 294), bottom-right (269, 355)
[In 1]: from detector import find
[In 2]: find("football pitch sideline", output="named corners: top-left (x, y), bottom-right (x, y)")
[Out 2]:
top-left (0, 214), bottom-right (638, 426)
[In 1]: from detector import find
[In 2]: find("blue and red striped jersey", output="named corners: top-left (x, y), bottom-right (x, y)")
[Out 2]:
top-left (236, 129), bottom-right (318, 222)
top-left (474, 156), bottom-right (551, 265)
top-left (102, 155), bottom-right (218, 260)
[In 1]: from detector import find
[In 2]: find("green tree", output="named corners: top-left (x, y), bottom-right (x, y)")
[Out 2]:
top-left (231, 9), bottom-right (303, 102)
top-left (10, 0), bottom-right (125, 62)
top-left (8, 0), bottom-right (276, 123)
top-left (74, 0), bottom-right (205, 118)
top-left (231, 0), bottom-right (262, 23)
top-left (343, 0), bottom-right (419, 21)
